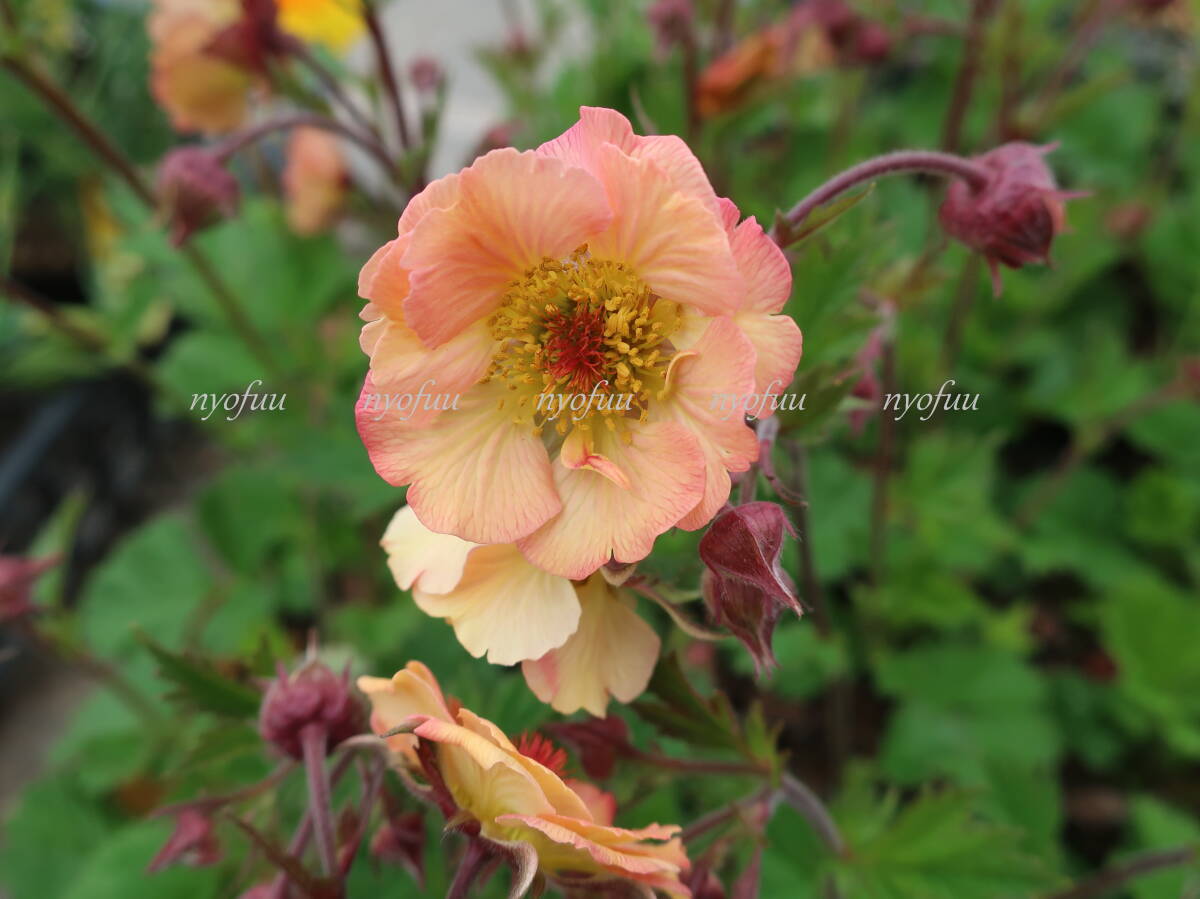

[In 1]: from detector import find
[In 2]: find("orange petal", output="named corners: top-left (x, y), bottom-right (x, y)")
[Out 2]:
top-left (517, 422), bottom-right (706, 579)
top-left (587, 144), bottom-right (740, 317)
top-left (734, 311), bottom-right (804, 403)
top-left (356, 379), bottom-right (562, 545)
top-left (402, 149), bottom-right (612, 346)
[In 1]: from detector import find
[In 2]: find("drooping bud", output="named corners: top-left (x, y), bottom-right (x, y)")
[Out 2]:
top-left (371, 810), bottom-right (426, 886)
top-left (147, 808), bottom-right (221, 873)
top-left (0, 554), bottom-right (57, 623)
top-left (699, 502), bottom-right (802, 676)
top-left (259, 660), bottom-right (366, 759)
top-left (938, 142), bottom-right (1083, 296)
top-left (545, 716), bottom-right (631, 780)
top-left (409, 56), bottom-right (444, 93)
top-left (156, 147), bottom-right (240, 246)
top-left (647, 0), bottom-right (695, 53)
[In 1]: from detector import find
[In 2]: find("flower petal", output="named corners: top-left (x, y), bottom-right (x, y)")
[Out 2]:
top-left (495, 813), bottom-right (688, 880)
top-left (734, 311), bottom-right (803, 400)
top-left (356, 379), bottom-right (562, 545)
top-left (517, 422), bottom-right (706, 579)
top-left (380, 505), bottom-right (474, 595)
top-left (587, 144), bottom-right (740, 317)
top-left (728, 215), bottom-right (792, 313)
top-left (413, 543), bottom-right (580, 666)
top-left (522, 577), bottom-right (659, 716)
top-left (402, 148), bottom-right (612, 346)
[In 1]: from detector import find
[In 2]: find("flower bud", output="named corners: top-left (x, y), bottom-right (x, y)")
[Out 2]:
top-left (408, 56), bottom-right (444, 93)
top-left (156, 147), bottom-right (240, 246)
top-left (371, 810), bottom-right (425, 885)
top-left (850, 21), bottom-right (892, 64)
top-left (0, 554), bottom-right (56, 623)
top-left (259, 660), bottom-right (366, 760)
top-left (546, 716), bottom-right (631, 780)
top-left (148, 808), bottom-right (221, 873)
top-left (938, 142), bottom-right (1082, 296)
top-left (699, 502), bottom-right (802, 675)
top-left (647, 0), bottom-right (695, 53)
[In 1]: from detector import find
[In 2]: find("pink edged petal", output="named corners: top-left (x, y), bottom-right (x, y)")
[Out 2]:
top-left (566, 781), bottom-right (618, 827)
top-left (715, 196), bottom-right (740, 230)
top-left (356, 379), bottom-right (562, 544)
top-left (402, 149), bottom-right (612, 347)
top-left (536, 106), bottom-right (636, 173)
top-left (587, 144), bottom-right (741, 317)
top-left (728, 215), bottom-right (792, 313)
top-left (358, 234), bottom-right (411, 317)
top-left (398, 171), bottom-right (462, 234)
top-left (734, 311), bottom-right (804, 400)
top-left (522, 577), bottom-right (659, 716)
top-left (454, 709), bottom-right (594, 821)
top-left (356, 661), bottom-right (456, 758)
top-left (517, 421), bottom-right (706, 579)
top-left (412, 718), bottom-right (556, 820)
top-left (380, 505), bottom-right (475, 595)
top-left (538, 107), bottom-right (717, 212)
top-left (657, 317), bottom-right (759, 530)
top-left (360, 316), bottom-right (495, 398)
top-left (494, 813), bottom-right (688, 876)
top-left (412, 543), bottom-right (581, 666)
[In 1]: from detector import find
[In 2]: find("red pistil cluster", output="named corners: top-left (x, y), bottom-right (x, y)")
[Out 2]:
top-left (543, 304), bottom-right (609, 392)
top-left (516, 731), bottom-right (569, 776)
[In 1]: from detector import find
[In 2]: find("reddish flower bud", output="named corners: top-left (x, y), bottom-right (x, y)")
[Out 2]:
top-left (371, 810), bottom-right (426, 885)
top-left (699, 502), bottom-right (802, 675)
top-left (647, 0), bottom-right (695, 53)
top-left (148, 808), bottom-right (221, 873)
top-left (156, 147), bottom-right (240, 246)
top-left (0, 554), bottom-right (56, 623)
top-left (259, 660), bottom-right (366, 760)
top-left (408, 56), bottom-right (444, 93)
top-left (205, 0), bottom-right (289, 75)
top-left (545, 716), bottom-right (631, 780)
top-left (939, 142), bottom-right (1083, 296)
top-left (850, 21), bottom-right (892, 64)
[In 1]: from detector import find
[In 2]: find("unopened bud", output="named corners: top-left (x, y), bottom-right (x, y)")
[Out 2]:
top-left (938, 142), bottom-right (1083, 296)
top-left (156, 147), bottom-right (240, 246)
top-left (546, 716), bottom-right (630, 780)
top-left (409, 56), bottom-right (444, 93)
top-left (647, 0), bottom-right (695, 53)
top-left (699, 502), bottom-right (802, 675)
top-left (259, 660), bottom-right (366, 759)
top-left (850, 21), bottom-right (892, 64)
top-left (148, 808), bottom-right (221, 873)
top-left (0, 554), bottom-right (57, 623)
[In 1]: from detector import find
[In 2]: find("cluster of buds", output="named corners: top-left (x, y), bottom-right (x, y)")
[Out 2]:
top-left (939, 142), bottom-right (1084, 295)
top-left (700, 502), bottom-right (804, 675)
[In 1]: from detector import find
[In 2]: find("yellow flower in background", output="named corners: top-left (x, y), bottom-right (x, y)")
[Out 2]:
top-left (276, 0), bottom-right (363, 50)
top-left (357, 662), bottom-right (691, 897)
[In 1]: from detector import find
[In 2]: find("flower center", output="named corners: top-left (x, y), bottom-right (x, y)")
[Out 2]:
top-left (515, 732), bottom-right (568, 776)
top-left (487, 247), bottom-right (680, 437)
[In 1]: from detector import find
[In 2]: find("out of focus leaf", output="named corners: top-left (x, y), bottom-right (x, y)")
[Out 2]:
top-left (138, 633), bottom-right (261, 718)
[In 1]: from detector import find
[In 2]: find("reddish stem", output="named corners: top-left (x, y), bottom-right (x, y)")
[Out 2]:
top-left (300, 724), bottom-right (338, 878)
top-left (773, 150), bottom-right (988, 246)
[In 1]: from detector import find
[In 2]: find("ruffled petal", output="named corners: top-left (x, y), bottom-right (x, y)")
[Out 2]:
top-left (522, 577), bottom-right (659, 716)
top-left (517, 422), bottom-right (706, 579)
top-left (356, 661), bottom-right (457, 758)
top-left (359, 316), bottom-right (495, 400)
top-left (356, 379), bottom-right (562, 545)
top-left (358, 235), bottom-right (410, 317)
top-left (587, 144), bottom-right (740, 317)
top-left (728, 215), bottom-right (792, 313)
top-left (657, 317), bottom-right (759, 530)
top-left (402, 149), bottom-right (613, 346)
top-left (734, 311), bottom-right (804, 401)
top-left (412, 543), bottom-right (580, 666)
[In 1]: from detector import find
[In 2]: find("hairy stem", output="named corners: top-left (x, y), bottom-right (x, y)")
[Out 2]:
top-left (1046, 846), bottom-right (1198, 899)
top-left (773, 150), bottom-right (988, 245)
top-left (300, 724), bottom-right (338, 878)
top-left (780, 774), bottom-right (845, 856)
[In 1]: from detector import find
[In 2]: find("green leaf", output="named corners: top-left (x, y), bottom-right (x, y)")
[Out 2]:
top-left (138, 633), bottom-right (261, 718)
top-left (633, 653), bottom-right (745, 753)
top-left (60, 821), bottom-right (222, 899)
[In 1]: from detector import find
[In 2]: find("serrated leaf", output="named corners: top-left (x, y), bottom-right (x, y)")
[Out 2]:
top-left (138, 633), bottom-right (261, 718)
top-left (632, 653), bottom-right (744, 752)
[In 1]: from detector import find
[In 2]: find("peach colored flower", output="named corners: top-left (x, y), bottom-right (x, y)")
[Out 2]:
top-left (357, 662), bottom-right (691, 897)
top-left (381, 506), bottom-right (659, 715)
top-left (148, 0), bottom-right (258, 134)
top-left (356, 107), bottom-right (802, 580)
top-left (283, 127), bottom-right (348, 235)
